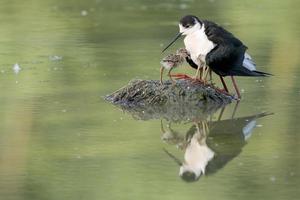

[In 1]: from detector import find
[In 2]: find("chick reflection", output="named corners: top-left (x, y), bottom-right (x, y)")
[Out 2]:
top-left (161, 120), bottom-right (185, 148)
top-left (162, 112), bottom-right (272, 182)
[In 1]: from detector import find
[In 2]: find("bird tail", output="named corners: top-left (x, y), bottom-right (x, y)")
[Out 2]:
top-left (231, 67), bottom-right (273, 77)
top-left (251, 70), bottom-right (273, 76)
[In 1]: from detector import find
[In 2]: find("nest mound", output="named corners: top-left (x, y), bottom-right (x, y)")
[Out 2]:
top-left (105, 79), bottom-right (234, 122)
top-left (105, 79), bottom-right (233, 107)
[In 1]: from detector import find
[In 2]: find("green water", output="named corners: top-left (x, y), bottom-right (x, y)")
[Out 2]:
top-left (0, 0), bottom-right (299, 200)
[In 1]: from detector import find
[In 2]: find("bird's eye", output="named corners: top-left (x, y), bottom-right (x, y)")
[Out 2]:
top-left (186, 24), bottom-right (191, 28)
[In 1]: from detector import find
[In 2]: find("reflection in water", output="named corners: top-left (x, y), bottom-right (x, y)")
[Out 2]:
top-left (120, 95), bottom-right (273, 182)
top-left (162, 111), bottom-right (273, 182)
top-left (119, 98), bottom-right (228, 123)
top-left (161, 120), bottom-right (183, 146)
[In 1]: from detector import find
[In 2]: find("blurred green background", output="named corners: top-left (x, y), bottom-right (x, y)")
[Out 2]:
top-left (0, 0), bottom-right (299, 200)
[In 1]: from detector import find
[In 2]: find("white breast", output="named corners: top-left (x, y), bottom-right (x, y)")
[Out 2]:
top-left (184, 25), bottom-right (216, 64)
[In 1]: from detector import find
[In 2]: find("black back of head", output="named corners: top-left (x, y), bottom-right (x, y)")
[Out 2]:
top-left (179, 15), bottom-right (202, 28)
top-left (180, 171), bottom-right (200, 182)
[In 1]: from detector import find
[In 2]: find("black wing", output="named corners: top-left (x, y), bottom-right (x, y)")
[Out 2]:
top-left (203, 20), bottom-right (245, 47)
top-left (203, 20), bottom-right (248, 76)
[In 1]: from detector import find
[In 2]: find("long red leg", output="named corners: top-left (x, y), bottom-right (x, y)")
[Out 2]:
top-left (231, 101), bottom-right (240, 119)
top-left (209, 69), bottom-right (212, 82)
top-left (199, 67), bottom-right (203, 80)
top-left (219, 76), bottom-right (229, 92)
top-left (231, 76), bottom-right (241, 99)
top-left (218, 106), bottom-right (226, 121)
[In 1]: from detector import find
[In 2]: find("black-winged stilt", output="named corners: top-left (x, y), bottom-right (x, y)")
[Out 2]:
top-left (162, 15), bottom-right (272, 99)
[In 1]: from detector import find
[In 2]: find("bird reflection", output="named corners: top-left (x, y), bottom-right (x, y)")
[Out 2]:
top-left (161, 109), bottom-right (272, 182)
top-left (180, 121), bottom-right (214, 181)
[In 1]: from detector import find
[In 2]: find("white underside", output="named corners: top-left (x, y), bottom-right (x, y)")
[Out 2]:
top-left (179, 133), bottom-right (214, 177)
top-left (184, 25), bottom-right (216, 64)
top-left (160, 61), bottom-right (172, 70)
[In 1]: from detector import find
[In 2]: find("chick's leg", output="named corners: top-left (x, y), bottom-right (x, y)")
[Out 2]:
top-left (160, 66), bottom-right (165, 85)
top-left (168, 68), bottom-right (175, 84)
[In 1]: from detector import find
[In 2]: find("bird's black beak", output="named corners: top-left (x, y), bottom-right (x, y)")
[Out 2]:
top-left (163, 148), bottom-right (182, 166)
top-left (162, 32), bottom-right (182, 53)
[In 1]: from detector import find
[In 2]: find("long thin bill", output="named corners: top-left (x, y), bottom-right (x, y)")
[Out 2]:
top-left (163, 148), bottom-right (182, 166)
top-left (162, 32), bottom-right (182, 53)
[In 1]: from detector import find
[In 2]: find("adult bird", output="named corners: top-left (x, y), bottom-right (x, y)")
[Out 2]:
top-left (162, 15), bottom-right (272, 99)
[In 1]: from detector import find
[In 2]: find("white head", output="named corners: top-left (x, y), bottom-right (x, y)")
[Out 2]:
top-left (162, 15), bottom-right (202, 52)
top-left (179, 164), bottom-right (202, 182)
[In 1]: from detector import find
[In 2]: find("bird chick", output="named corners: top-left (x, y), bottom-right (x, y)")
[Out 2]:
top-left (160, 48), bottom-right (189, 84)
